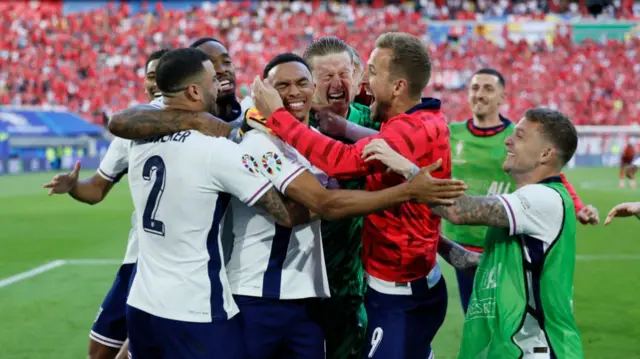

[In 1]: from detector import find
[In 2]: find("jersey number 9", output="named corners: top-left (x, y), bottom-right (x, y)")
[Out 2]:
top-left (142, 155), bottom-right (166, 236)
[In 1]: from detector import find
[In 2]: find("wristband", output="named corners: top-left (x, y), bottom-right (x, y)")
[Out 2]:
top-left (406, 164), bottom-right (420, 181)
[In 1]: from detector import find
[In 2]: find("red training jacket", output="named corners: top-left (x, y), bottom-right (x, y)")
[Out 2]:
top-left (266, 98), bottom-right (450, 282)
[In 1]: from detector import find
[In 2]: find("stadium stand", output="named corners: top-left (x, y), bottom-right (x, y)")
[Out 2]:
top-left (0, 0), bottom-right (639, 127)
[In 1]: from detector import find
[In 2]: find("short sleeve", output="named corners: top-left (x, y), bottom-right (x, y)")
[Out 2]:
top-left (97, 137), bottom-right (130, 183)
top-left (497, 184), bottom-right (564, 243)
top-left (207, 137), bottom-right (273, 207)
top-left (239, 131), bottom-right (306, 193)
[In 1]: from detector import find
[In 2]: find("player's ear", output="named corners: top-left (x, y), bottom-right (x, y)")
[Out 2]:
top-left (540, 146), bottom-right (554, 165)
top-left (392, 78), bottom-right (408, 98)
top-left (185, 83), bottom-right (201, 102)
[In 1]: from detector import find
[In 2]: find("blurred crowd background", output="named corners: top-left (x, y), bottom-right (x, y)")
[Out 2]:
top-left (0, 0), bottom-right (639, 174)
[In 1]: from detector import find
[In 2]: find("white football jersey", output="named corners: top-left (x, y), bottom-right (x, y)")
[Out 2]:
top-left (224, 130), bottom-right (331, 300)
top-left (126, 130), bottom-right (273, 323)
top-left (96, 99), bottom-right (165, 265)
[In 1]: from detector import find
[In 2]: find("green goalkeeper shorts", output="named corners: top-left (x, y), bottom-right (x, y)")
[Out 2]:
top-left (311, 297), bottom-right (367, 359)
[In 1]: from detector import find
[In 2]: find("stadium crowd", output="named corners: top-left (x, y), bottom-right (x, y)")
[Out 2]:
top-left (1, 0), bottom-right (639, 126)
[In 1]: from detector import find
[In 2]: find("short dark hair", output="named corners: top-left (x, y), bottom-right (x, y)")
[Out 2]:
top-left (155, 48), bottom-right (210, 93)
top-left (303, 36), bottom-right (352, 67)
top-left (262, 53), bottom-right (311, 79)
top-left (189, 37), bottom-right (224, 48)
top-left (474, 68), bottom-right (506, 88)
top-left (374, 32), bottom-right (431, 99)
top-left (524, 108), bottom-right (578, 167)
top-left (145, 49), bottom-right (170, 72)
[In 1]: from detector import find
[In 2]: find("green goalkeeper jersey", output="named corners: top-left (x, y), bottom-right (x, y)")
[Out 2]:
top-left (309, 103), bottom-right (380, 298)
top-left (442, 119), bottom-right (515, 249)
top-left (458, 178), bottom-right (583, 359)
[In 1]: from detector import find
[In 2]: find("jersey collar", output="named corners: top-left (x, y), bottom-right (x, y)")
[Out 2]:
top-left (405, 98), bottom-right (441, 114)
top-left (538, 176), bottom-right (562, 184)
top-left (466, 114), bottom-right (512, 137)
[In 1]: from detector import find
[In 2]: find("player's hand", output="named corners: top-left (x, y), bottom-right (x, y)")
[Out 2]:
top-left (42, 160), bottom-right (81, 195)
top-left (577, 205), bottom-right (599, 225)
top-left (409, 160), bottom-right (467, 205)
top-left (315, 109), bottom-right (347, 137)
top-left (362, 139), bottom-right (415, 179)
top-left (604, 202), bottom-right (640, 225)
top-left (251, 75), bottom-right (283, 122)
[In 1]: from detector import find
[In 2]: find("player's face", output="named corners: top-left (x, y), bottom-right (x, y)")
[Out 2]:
top-left (144, 59), bottom-right (161, 101)
top-left (311, 51), bottom-right (354, 115)
top-left (351, 61), bottom-right (364, 102)
top-left (268, 62), bottom-right (315, 122)
top-left (197, 41), bottom-right (236, 101)
top-left (193, 60), bottom-right (219, 115)
top-left (366, 47), bottom-right (394, 123)
top-left (468, 74), bottom-right (504, 118)
top-left (503, 118), bottom-right (549, 174)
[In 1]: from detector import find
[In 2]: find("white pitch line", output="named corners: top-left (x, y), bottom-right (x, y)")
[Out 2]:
top-left (576, 254), bottom-right (640, 261)
top-left (0, 260), bottom-right (67, 288)
top-left (65, 259), bottom-right (121, 265)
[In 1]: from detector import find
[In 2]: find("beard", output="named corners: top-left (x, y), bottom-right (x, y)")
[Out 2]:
top-left (216, 93), bottom-right (241, 122)
top-left (204, 98), bottom-right (219, 117)
top-left (371, 98), bottom-right (391, 123)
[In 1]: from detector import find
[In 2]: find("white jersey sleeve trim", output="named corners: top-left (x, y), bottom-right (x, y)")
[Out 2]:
top-left (497, 195), bottom-right (517, 235)
top-left (207, 137), bottom-right (274, 207)
top-left (97, 137), bottom-right (129, 183)
top-left (498, 184), bottom-right (564, 244)
top-left (239, 131), bottom-right (306, 194)
top-left (246, 181), bottom-right (273, 207)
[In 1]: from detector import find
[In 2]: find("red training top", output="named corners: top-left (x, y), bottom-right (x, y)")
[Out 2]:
top-left (266, 98), bottom-right (451, 282)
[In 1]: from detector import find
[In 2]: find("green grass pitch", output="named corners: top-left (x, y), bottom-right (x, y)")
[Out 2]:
top-left (0, 167), bottom-right (638, 358)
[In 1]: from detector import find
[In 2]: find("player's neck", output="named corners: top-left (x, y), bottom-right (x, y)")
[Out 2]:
top-left (472, 113), bottom-right (502, 128)
top-left (162, 97), bottom-right (201, 112)
top-left (513, 167), bottom-right (561, 189)
top-left (390, 97), bottom-right (422, 118)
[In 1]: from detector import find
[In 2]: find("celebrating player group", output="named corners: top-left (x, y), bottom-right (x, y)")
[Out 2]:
top-left (44, 31), bottom-right (633, 359)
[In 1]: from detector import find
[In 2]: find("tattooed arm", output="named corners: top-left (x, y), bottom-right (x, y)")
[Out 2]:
top-left (438, 234), bottom-right (481, 277)
top-left (108, 105), bottom-right (232, 139)
top-left (254, 187), bottom-right (311, 228)
top-left (430, 195), bottom-right (510, 227)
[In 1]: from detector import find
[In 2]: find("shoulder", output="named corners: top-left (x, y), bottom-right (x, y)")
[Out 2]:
top-left (508, 184), bottom-right (563, 211)
top-left (149, 97), bottom-right (165, 109)
top-left (349, 102), bottom-right (370, 116)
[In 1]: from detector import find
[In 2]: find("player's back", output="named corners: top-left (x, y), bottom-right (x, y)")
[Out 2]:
top-left (363, 100), bottom-right (451, 283)
top-left (126, 130), bottom-right (264, 323)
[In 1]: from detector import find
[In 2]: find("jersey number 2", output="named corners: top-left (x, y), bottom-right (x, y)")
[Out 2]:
top-left (142, 155), bottom-right (166, 236)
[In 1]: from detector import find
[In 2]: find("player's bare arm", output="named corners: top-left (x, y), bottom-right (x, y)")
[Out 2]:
top-left (604, 202), bottom-right (640, 225)
top-left (437, 234), bottom-right (481, 277)
top-left (429, 195), bottom-right (510, 227)
top-left (42, 161), bottom-right (114, 204)
top-left (284, 163), bottom-right (465, 221)
top-left (108, 104), bottom-right (232, 139)
top-left (254, 187), bottom-right (310, 227)
top-left (314, 109), bottom-right (378, 141)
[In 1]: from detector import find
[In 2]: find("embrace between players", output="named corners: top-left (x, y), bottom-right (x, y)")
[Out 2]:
top-left (44, 32), bottom-right (606, 359)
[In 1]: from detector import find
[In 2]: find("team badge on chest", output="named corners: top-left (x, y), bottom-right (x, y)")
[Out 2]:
top-left (262, 152), bottom-right (282, 174)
